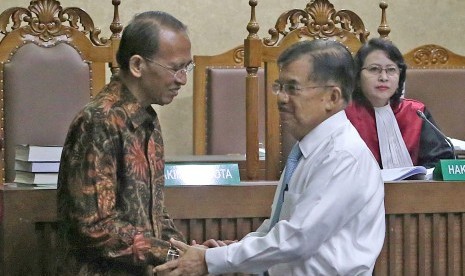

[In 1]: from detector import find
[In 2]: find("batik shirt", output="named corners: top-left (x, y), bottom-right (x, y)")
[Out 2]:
top-left (57, 76), bottom-right (184, 274)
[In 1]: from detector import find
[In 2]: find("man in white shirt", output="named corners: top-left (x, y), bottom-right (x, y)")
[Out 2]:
top-left (155, 39), bottom-right (385, 275)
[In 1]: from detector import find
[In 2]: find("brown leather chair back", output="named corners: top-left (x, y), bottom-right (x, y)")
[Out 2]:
top-left (405, 69), bottom-right (465, 140)
top-left (193, 45), bottom-right (246, 155)
top-left (404, 44), bottom-right (465, 141)
top-left (206, 68), bottom-right (265, 155)
top-left (0, 0), bottom-right (122, 183)
top-left (3, 44), bottom-right (91, 182)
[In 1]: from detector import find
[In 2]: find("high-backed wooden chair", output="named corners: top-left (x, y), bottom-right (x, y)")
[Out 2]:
top-left (243, 0), bottom-right (391, 180)
top-left (0, 1), bottom-right (121, 273)
top-left (0, 0), bottom-right (122, 185)
top-left (403, 44), bottom-right (465, 141)
top-left (193, 0), bottom-right (393, 181)
top-left (193, 45), bottom-right (266, 156)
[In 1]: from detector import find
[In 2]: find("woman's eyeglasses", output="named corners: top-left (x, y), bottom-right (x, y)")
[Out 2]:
top-left (361, 65), bottom-right (400, 76)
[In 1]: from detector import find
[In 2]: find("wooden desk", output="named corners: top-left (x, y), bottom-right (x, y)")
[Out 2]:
top-left (1, 181), bottom-right (465, 275)
top-left (377, 181), bottom-right (465, 276)
top-left (0, 182), bottom-right (275, 275)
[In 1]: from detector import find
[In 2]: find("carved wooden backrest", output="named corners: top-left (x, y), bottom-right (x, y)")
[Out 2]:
top-left (244, 0), bottom-right (380, 180)
top-left (192, 0), bottom-right (390, 180)
top-left (0, 0), bottom-right (122, 183)
top-left (403, 44), bottom-right (465, 141)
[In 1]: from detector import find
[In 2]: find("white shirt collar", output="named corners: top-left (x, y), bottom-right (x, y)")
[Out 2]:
top-left (299, 110), bottom-right (348, 159)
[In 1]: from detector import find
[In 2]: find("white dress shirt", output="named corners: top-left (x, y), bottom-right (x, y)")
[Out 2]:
top-left (206, 111), bottom-right (385, 275)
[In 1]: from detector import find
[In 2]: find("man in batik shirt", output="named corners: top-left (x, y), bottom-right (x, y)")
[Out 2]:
top-left (57, 11), bottom-right (195, 275)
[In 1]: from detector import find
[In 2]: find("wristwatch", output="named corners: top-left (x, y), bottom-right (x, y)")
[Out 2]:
top-left (166, 245), bottom-right (180, 261)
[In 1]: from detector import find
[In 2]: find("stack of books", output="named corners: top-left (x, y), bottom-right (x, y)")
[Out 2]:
top-left (13, 144), bottom-right (63, 189)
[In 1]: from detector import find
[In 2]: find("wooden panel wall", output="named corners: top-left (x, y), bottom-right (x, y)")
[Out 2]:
top-left (375, 213), bottom-right (464, 276)
top-left (174, 217), bottom-right (266, 244)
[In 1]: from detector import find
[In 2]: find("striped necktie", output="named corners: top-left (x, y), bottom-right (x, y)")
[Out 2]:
top-left (269, 143), bottom-right (302, 229)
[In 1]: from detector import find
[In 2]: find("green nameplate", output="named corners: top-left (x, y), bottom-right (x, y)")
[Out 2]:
top-left (164, 163), bottom-right (240, 185)
top-left (433, 159), bottom-right (465, 181)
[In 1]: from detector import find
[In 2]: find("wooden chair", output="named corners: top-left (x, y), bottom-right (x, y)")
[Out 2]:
top-left (193, 0), bottom-right (394, 181)
top-left (243, 0), bottom-right (390, 180)
top-left (0, 0), bottom-right (122, 185)
top-left (193, 45), bottom-right (267, 156)
top-left (403, 44), bottom-right (465, 142)
top-left (0, 0), bottom-right (122, 274)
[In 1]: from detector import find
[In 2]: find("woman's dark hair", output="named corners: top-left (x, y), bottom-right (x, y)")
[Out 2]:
top-left (352, 38), bottom-right (407, 106)
top-left (116, 11), bottom-right (187, 71)
top-left (277, 39), bottom-right (356, 103)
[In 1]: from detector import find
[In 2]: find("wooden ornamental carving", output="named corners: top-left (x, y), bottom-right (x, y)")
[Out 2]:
top-left (246, 0), bottom-right (259, 40)
top-left (264, 0), bottom-right (370, 47)
top-left (404, 44), bottom-right (465, 69)
top-left (0, 0), bottom-right (121, 46)
top-left (377, 1), bottom-right (390, 39)
top-left (232, 46), bottom-right (245, 64)
top-left (410, 45), bottom-right (449, 66)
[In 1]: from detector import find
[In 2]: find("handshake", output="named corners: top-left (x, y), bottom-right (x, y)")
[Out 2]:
top-left (154, 238), bottom-right (237, 276)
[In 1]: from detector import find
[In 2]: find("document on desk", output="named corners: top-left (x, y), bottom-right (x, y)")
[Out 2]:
top-left (450, 137), bottom-right (465, 150)
top-left (381, 166), bottom-right (428, 181)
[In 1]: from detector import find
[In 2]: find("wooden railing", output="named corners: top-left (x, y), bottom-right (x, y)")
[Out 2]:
top-left (1, 181), bottom-right (465, 275)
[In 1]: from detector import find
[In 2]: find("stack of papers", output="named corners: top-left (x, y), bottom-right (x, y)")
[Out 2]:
top-left (450, 137), bottom-right (465, 150)
top-left (381, 166), bottom-right (428, 181)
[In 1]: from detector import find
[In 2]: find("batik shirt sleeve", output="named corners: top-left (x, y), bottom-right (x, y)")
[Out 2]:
top-left (57, 82), bottom-right (184, 268)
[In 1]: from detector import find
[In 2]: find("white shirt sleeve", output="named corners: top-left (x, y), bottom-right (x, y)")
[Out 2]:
top-left (206, 149), bottom-right (381, 274)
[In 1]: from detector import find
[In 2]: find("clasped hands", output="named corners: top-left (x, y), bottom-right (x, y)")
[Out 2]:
top-left (154, 238), bottom-right (237, 276)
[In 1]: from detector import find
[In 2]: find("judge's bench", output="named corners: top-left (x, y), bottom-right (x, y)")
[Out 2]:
top-left (2, 181), bottom-right (465, 275)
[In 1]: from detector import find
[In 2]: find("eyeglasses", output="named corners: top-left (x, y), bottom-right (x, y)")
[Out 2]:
top-left (271, 82), bottom-right (335, 96)
top-left (361, 64), bottom-right (400, 76)
top-left (144, 57), bottom-right (195, 79)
